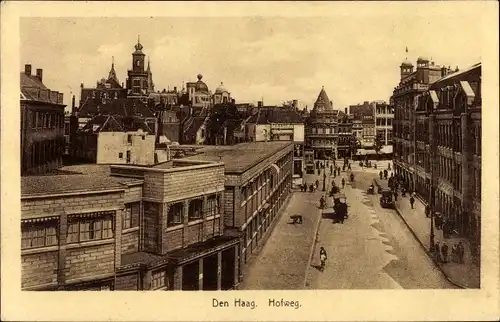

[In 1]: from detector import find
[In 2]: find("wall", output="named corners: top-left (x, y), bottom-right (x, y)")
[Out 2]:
top-left (121, 229), bottom-right (139, 254)
top-left (65, 242), bottom-right (115, 282)
top-left (21, 189), bottom-right (124, 289)
top-left (142, 164), bottom-right (225, 203)
top-left (115, 272), bottom-right (140, 290)
top-left (293, 124), bottom-right (305, 142)
top-left (96, 131), bottom-right (155, 165)
top-left (21, 251), bottom-right (58, 289)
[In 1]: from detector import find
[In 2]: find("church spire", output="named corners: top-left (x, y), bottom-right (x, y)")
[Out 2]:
top-left (107, 56), bottom-right (120, 85)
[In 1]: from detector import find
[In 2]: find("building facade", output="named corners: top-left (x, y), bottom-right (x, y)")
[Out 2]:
top-left (72, 115), bottom-right (156, 165)
top-left (185, 142), bottom-right (294, 285)
top-left (414, 62), bottom-right (481, 252)
top-left (374, 101), bottom-right (394, 146)
top-left (246, 107), bottom-right (305, 176)
top-left (305, 87), bottom-right (339, 160)
top-left (336, 109), bottom-right (353, 159)
top-left (392, 56), bottom-right (453, 188)
top-left (20, 64), bottom-right (66, 175)
top-left (21, 159), bottom-right (239, 291)
top-left (349, 101), bottom-right (376, 149)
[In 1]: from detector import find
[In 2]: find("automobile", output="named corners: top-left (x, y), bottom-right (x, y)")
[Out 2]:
top-left (380, 188), bottom-right (395, 208)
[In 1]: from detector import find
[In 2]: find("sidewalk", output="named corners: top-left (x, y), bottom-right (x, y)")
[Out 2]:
top-left (374, 178), bottom-right (480, 288)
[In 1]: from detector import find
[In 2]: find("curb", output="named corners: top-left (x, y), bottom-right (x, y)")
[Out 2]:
top-left (373, 179), bottom-right (466, 289)
top-left (303, 199), bottom-right (323, 288)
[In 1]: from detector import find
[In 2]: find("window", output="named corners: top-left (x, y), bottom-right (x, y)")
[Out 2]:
top-left (21, 221), bottom-right (58, 249)
top-left (126, 151), bottom-right (131, 163)
top-left (66, 214), bottom-right (114, 244)
top-left (123, 203), bottom-right (140, 229)
top-left (119, 152), bottom-right (123, 159)
top-left (167, 202), bottom-right (183, 226)
top-left (31, 111), bottom-right (37, 128)
top-left (152, 270), bottom-right (166, 290)
top-left (206, 195), bottom-right (219, 216)
top-left (188, 199), bottom-right (203, 220)
top-left (127, 135), bottom-right (133, 144)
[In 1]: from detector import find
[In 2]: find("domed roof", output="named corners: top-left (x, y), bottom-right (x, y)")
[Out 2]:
top-left (401, 59), bottom-right (413, 67)
top-left (215, 82), bottom-right (229, 94)
top-left (417, 56), bottom-right (429, 62)
top-left (195, 74), bottom-right (209, 92)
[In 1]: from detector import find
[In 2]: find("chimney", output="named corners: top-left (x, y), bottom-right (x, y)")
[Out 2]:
top-left (71, 95), bottom-right (76, 115)
top-left (258, 101), bottom-right (263, 108)
top-left (344, 107), bottom-right (348, 114)
top-left (36, 69), bottom-right (43, 82)
top-left (174, 86), bottom-right (177, 92)
top-left (25, 64), bottom-right (32, 76)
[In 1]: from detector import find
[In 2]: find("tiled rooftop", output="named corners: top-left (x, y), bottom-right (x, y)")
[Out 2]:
top-left (21, 174), bottom-right (135, 197)
top-left (183, 141), bottom-right (292, 174)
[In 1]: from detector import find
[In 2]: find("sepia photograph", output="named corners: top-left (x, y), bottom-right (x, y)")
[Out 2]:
top-left (1, 1), bottom-right (499, 321)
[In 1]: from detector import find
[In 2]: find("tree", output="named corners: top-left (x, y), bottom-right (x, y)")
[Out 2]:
top-left (374, 133), bottom-right (384, 154)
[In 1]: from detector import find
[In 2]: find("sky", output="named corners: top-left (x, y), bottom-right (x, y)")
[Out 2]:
top-left (20, 14), bottom-right (483, 110)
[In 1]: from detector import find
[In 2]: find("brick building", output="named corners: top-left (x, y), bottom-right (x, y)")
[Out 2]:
top-left (305, 87), bottom-right (340, 160)
top-left (392, 56), bottom-right (453, 186)
top-left (20, 64), bottom-right (66, 175)
top-left (21, 158), bottom-right (240, 291)
top-left (184, 141), bottom-right (294, 285)
top-left (414, 62), bottom-right (481, 250)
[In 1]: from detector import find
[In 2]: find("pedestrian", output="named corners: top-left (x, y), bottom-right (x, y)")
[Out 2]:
top-left (384, 169), bottom-right (388, 179)
top-left (388, 162), bottom-right (391, 170)
top-left (457, 241), bottom-right (465, 263)
top-left (441, 242), bottom-right (449, 263)
top-left (451, 244), bottom-right (458, 263)
top-left (348, 164), bottom-right (351, 171)
top-left (342, 165), bottom-right (346, 171)
top-left (401, 187), bottom-right (406, 197)
top-left (337, 167), bottom-right (341, 176)
top-left (393, 190), bottom-right (398, 201)
top-left (425, 205), bottom-right (430, 218)
top-left (379, 171), bottom-right (383, 180)
top-left (319, 247), bottom-right (328, 272)
top-left (435, 213), bottom-right (443, 230)
top-left (410, 196), bottom-right (415, 209)
top-left (341, 178), bottom-right (345, 188)
top-left (435, 241), bottom-right (441, 262)
top-left (317, 168), bottom-right (321, 176)
top-left (330, 165), bottom-right (333, 174)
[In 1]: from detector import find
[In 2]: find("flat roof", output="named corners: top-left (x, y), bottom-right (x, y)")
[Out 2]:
top-left (21, 174), bottom-right (139, 197)
top-left (183, 141), bottom-right (292, 174)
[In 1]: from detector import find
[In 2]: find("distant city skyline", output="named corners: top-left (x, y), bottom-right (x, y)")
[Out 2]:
top-left (20, 14), bottom-right (482, 110)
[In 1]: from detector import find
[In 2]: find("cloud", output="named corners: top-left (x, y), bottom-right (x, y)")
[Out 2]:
top-left (20, 15), bottom-right (484, 109)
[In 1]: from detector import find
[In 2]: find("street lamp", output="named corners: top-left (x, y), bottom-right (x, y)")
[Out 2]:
top-left (322, 170), bottom-right (326, 191)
